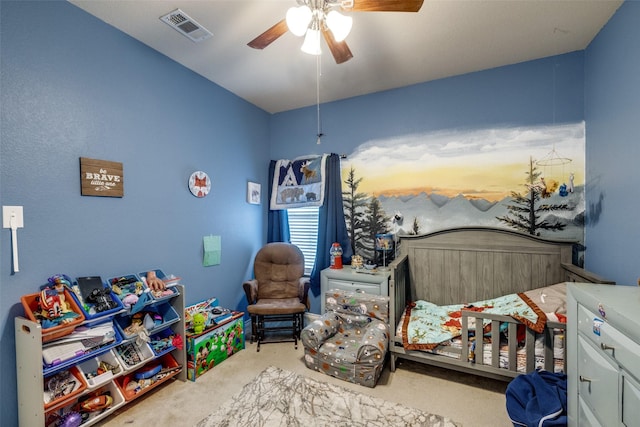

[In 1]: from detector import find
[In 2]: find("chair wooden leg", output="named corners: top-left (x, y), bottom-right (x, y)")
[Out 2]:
top-left (256, 315), bottom-right (264, 352)
top-left (250, 315), bottom-right (258, 344)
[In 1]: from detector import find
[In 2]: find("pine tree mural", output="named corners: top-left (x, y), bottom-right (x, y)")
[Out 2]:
top-left (361, 196), bottom-right (391, 263)
top-left (411, 216), bottom-right (420, 235)
top-left (496, 157), bottom-right (572, 236)
top-left (342, 166), bottom-right (369, 256)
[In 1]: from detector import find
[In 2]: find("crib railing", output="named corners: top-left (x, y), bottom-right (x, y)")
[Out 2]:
top-left (460, 311), bottom-right (566, 374)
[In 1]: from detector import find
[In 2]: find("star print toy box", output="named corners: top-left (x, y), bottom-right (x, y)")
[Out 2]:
top-left (186, 311), bottom-right (244, 381)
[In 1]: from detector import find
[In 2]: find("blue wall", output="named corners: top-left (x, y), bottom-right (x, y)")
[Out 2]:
top-left (1, 0), bottom-right (637, 425)
top-left (271, 52), bottom-right (585, 162)
top-left (584, 0), bottom-right (640, 285)
top-left (1, 2), bottom-right (269, 425)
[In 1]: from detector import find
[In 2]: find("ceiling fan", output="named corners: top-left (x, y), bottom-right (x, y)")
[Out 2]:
top-left (248, 0), bottom-right (424, 64)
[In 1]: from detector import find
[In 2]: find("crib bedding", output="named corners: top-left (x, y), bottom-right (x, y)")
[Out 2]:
top-left (402, 291), bottom-right (547, 350)
top-left (397, 283), bottom-right (568, 371)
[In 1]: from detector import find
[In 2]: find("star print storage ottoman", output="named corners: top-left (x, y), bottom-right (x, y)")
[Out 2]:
top-left (301, 290), bottom-right (389, 387)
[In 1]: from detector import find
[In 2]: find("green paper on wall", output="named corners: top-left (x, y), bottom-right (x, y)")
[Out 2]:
top-left (203, 235), bottom-right (221, 266)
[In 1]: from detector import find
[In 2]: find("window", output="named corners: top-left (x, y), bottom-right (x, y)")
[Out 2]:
top-left (288, 206), bottom-right (319, 275)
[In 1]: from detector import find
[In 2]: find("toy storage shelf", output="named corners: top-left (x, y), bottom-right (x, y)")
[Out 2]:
top-left (15, 284), bottom-right (186, 427)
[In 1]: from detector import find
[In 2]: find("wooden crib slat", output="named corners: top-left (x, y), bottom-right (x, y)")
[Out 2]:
top-left (461, 314), bottom-right (470, 364)
top-left (491, 320), bottom-right (500, 368)
top-left (525, 327), bottom-right (536, 372)
top-left (508, 322), bottom-right (518, 372)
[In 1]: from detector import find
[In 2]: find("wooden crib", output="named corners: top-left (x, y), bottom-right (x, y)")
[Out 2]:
top-left (388, 227), bottom-right (614, 381)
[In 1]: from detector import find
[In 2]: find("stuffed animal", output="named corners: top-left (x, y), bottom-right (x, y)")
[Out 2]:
top-left (193, 312), bottom-right (206, 334)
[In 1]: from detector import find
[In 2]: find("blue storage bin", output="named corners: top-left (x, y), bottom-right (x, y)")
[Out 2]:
top-left (138, 270), bottom-right (181, 303)
top-left (67, 280), bottom-right (124, 324)
top-left (107, 274), bottom-right (151, 311)
top-left (114, 303), bottom-right (180, 341)
top-left (43, 321), bottom-right (123, 376)
top-left (148, 328), bottom-right (178, 357)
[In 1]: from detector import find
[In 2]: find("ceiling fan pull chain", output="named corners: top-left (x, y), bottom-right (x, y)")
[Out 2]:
top-left (316, 54), bottom-right (323, 144)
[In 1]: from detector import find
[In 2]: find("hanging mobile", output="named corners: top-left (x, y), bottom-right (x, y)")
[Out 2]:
top-left (536, 146), bottom-right (572, 198)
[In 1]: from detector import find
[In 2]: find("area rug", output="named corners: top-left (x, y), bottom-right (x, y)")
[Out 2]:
top-left (196, 366), bottom-right (461, 427)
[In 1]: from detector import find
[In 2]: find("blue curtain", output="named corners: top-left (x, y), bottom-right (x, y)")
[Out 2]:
top-left (267, 160), bottom-right (290, 243)
top-left (309, 153), bottom-right (352, 295)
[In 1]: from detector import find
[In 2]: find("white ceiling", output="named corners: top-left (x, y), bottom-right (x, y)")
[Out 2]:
top-left (69, 0), bottom-right (622, 114)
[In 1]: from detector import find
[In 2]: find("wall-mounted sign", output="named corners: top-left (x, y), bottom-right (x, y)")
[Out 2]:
top-left (80, 157), bottom-right (124, 197)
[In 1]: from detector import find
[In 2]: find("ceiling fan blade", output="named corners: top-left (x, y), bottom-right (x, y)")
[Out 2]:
top-left (247, 19), bottom-right (289, 49)
top-left (322, 28), bottom-right (353, 64)
top-left (344, 0), bottom-right (424, 13)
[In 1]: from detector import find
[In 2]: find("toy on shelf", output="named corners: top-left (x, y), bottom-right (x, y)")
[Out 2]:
top-left (44, 383), bottom-right (123, 427)
top-left (138, 270), bottom-right (181, 300)
top-left (192, 313), bottom-right (205, 334)
top-left (116, 353), bottom-right (182, 400)
top-left (115, 303), bottom-right (180, 341)
top-left (21, 276), bottom-right (85, 339)
top-left (148, 329), bottom-right (183, 356)
top-left (114, 341), bottom-right (153, 370)
top-left (43, 367), bottom-right (87, 410)
top-left (47, 274), bottom-right (74, 312)
top-left (74, 392), bottom-right (113, 412)
top-left (46, 411), bottom-right (83, 427)
top-left (109, 275), bottom-right (146, 309)
top-left (76, 277), bottom-right (119, 312)
top-left (35, 274), bottom-right (81, 327)
top-left (185, 297), bottom-right (232, 334)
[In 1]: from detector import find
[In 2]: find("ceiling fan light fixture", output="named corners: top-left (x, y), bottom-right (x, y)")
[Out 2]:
top-left (326, 10), bottom-right (352, 42)
top-left (301, 27), bottom-right (322, 55)
top-left (286, 5), bottom-right (312, 37)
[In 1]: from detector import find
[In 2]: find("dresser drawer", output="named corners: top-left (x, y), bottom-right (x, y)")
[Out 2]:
top-left (598, 321), bottom-right (640, 380)
top-left (577, 304), bottom-right (604, 347)
top-left (326, 278), bottom-right (382, 295)
top-left (578, 396), bottom-right (603, 427)
top-left (623, 373), bottom-right (640, 427)
top-left (577, 335), bottom-right (619, 425)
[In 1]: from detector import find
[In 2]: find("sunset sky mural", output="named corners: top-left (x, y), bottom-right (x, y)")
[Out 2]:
top-left (344, 122), bottom-right (585, 202)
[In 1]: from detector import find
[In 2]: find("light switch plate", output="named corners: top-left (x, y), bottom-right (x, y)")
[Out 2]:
top-left (2, 206), bottom-right (24, 228)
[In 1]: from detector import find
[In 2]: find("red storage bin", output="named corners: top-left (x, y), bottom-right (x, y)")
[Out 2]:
top-left (21, 289), bottom-right (85, 342)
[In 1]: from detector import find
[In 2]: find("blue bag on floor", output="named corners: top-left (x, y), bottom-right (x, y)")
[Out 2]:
top-left (505, 369), bottom-right (567, 427)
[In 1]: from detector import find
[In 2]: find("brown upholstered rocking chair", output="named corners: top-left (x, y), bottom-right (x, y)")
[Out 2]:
top-left (242, 242), bottom-right (310, 351)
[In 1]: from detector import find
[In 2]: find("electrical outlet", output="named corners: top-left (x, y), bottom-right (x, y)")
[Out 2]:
top-left (2, 206), bottom-right (24, 228)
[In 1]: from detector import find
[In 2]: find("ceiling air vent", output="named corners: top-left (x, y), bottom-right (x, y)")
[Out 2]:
top-left (160, 9), bottom-right (212, 43)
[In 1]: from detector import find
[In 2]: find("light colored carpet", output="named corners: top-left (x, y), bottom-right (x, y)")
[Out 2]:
top-left (196, 366), bottom-right (461, 427)
top-left (96, 341), bottom-right (510, 427)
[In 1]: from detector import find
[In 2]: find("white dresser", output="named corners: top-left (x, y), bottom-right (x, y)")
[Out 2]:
top-left (567, 283), bottom-right (640, 427)
top-left (320, 267), bottom-right (390, 313)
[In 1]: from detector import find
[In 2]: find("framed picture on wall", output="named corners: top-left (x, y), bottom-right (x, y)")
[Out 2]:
top-left (247, 181), bottom-right (261, 205)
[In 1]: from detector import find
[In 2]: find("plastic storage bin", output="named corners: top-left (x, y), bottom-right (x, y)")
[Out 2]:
top-left (114, 302), bottom-right (180, 340)
top-left (45, 380), bottom-right (125, 427)
top-left (138, 269), bottom-right (181, 302)
top-left (107, 274), bottom-right (150, 310)
top-left (114, 341), bottom-right (154, 372)
top-left (42, 321), bottom-right (123, 376)
top-left (77, 349), bottom-right (124, 390)
top-left (21, 289), bottom-right (85, 343)
top-left (68, 278), bottom-right (124, 324)
top-left (43, 366), bottom-right (88, 411)
top-left (115, 352), bottom-right (181, 401)
top-left (148, 327), bottom-right (179, 357)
